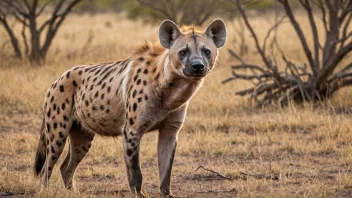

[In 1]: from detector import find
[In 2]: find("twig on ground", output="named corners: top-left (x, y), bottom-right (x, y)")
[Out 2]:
top-left (192, 165), bottom-right (235, 181)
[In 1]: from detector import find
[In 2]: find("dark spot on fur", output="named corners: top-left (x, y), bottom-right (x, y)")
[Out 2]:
top-left (95, 91), bottom-right (99, 98)
top-left (107, 86), bottom-right (111, 93)
top-left (78, 71), bottom-right (83, 75)
top-left (56, 107), bottom-right (60, 115)
top-left (101, 93), bottom-right (105, 99)
top-left (92, 106), bottom-right (97, 111)
top-left (66, 72), bottom-right (70, 78)
top-left (56, 140), bottom-right (62, 147)
top-left (59, 132), bottom-right (64, 138)
top-left (145, 95), bottom-right (148, 100)
top-left (100, 105), bottom-right (104, 111)
top-left (136, 79), bottom-right (141, 85)
top-left (154, 73), bottom-right (160, 80)
top-left (134, 75), bottom-right (138, 82)
top-left (53, 122), bottom-right (57, 129)
top-left (63, 115), bottom-right (68, 121)
top-left (133, 103), bottom-right (137, 111)
top-left (137, 68), bottom-right (141, 73)
top-left (127, 149), bottom-right (133, 157)
top-left (138, 97), bottom-right (142, 103)
top-left (143, 69), bottom-right (148, 74)
top-left (132, 90), bottom-right (137, 98)
top-left (47, 108), bottom-right (51, 117)
top-left (53, 103), bottom-right (57, 111)
top-left (51, 146), bottom-right (55, 154)
top-left (138, 57), bottom-right (145, 61)
top-left (50, 96), bottom-right (54, 103)
top-left (73, 80), bottom-right (77, 87)
top-left (60, 85), bottom-right (64, 92)
top-left (85, 100), bottom-right (89, 106)
top-left (129, 118), bottom-right (134, 125)
top-left (143, 80), bottom-right (147, 86)
top-left (61, 103), bottom-right (65, 110)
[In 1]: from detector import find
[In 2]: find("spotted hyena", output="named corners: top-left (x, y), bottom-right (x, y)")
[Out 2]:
top-left (34, 19), bottom-right (227, 197)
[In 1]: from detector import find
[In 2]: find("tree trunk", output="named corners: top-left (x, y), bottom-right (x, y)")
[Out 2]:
top-left (1, 20), bottom-right (22, 59)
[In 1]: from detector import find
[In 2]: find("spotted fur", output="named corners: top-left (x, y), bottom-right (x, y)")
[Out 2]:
top-left (34, 19), bottom-right (227, 197)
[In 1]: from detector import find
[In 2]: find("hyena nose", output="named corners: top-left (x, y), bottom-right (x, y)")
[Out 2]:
top-left (191, 61), bottom-right (205, 72)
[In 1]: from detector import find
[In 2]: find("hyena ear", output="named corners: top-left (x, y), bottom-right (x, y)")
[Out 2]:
top-left (159, 19), bottom-right (182, 49)
top-left (204, 19), bottom-right (227, 48)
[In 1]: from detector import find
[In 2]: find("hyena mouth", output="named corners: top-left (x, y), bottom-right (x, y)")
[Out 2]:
top-left (182, 68), bottom-right (207, 79)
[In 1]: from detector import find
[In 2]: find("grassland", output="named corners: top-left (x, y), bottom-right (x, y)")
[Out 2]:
top-left (1, 12), bottom-right (352, 197)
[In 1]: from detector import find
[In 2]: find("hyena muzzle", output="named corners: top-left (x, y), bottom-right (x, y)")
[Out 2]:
top-left (34, 19), bottom-right (227, 197)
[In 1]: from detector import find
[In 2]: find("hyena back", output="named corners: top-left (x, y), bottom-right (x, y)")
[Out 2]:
top-left (34, 19), bottom-right (227, 197)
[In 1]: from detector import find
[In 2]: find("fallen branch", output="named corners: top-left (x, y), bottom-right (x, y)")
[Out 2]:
top-left (190, 165), bottom-right (235, 181)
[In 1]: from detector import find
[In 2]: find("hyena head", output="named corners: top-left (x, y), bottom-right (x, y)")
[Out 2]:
top-left (159, 19), bottom-right (227, 80)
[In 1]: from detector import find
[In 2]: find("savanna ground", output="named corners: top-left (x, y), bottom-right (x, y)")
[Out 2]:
top-left (1, 12), bottom-right (352, 198)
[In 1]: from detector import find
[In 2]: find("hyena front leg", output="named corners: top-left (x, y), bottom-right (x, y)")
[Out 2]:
top-left (157, 105), bottom-right (187, 197)
top-left (122, 125), bottom-right (145, 197)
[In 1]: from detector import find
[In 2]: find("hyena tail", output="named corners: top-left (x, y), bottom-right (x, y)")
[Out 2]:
top-left (34, 116), bottom-right (47, 177)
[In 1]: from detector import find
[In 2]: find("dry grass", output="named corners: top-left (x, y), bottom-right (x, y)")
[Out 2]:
top-left (1, 12), bottom-right (352, 197)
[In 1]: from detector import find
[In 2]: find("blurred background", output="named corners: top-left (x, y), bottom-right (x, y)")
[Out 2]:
top-left (1, 0), bottom-right (352, 197)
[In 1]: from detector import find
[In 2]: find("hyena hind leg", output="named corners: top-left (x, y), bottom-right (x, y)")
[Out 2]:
top-left (39, 119), bottom-right (70, 191)
top-left (60, 123), bottom-right (95, 191)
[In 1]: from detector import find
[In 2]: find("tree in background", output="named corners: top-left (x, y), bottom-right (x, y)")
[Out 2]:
top-left (223, 0), bottom-right (352, 106)
top-left (0, 0), bottom-right (81, 64)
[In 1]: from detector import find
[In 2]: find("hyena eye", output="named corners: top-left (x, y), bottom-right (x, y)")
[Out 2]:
top-left (204, 49), bottom-right (211, 56)
top-left (179, 50), bottom-right (187, 58)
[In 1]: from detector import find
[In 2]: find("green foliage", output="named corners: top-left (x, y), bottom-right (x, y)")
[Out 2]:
top-left (121, 1), bottom-right (163, 23)
top-left (75, 0), bottom-right (123, 12)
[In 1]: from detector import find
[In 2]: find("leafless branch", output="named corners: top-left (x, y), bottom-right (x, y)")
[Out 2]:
top-left (262, 15), bottom-right (286, 55)
top-left (0, 0), bottom-right (81, 63)
top-left (278, 0), bottom-right (317, 77)
top-left (224, 0), bottom-right (352, 105)
top-left (21, 19), bottom-right (29, 55)
top-left (192, 166), bottom-right (234, 181)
